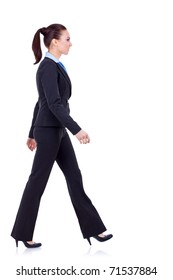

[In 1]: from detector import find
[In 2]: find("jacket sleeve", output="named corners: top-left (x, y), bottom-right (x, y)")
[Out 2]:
top-left (28, 102), bottom-right (39, 138)
top-left (40, 62), bottom-right (81, 135)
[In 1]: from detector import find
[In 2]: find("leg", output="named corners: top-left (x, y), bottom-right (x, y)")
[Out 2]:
top-left (56, 131), bottom-right (107, 238)
top-left (11, 127), bottom-right (64, 241)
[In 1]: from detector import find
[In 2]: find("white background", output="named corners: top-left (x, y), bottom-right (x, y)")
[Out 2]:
top-left (0, 0), bottom-right (173, 279)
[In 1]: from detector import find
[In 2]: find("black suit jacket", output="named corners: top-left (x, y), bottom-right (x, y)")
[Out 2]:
top-left (28, 58), bottom-right (81, 138)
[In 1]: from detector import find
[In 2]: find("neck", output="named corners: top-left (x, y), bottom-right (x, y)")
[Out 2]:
top-left (48, 49), bottom-right (61, 60)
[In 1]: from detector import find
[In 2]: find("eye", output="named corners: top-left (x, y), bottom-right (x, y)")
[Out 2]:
top-left (66, 37), bottom-right (70, 41)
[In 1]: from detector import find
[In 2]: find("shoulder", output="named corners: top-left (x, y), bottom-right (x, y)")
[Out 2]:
top-left (39, 58), bottom-right (57, 70)
top-left (38, 57), bottom-right (57, 74)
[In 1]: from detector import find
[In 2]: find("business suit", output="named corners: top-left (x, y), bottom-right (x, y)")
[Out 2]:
top-left (11, 57), bottom-right (106, 241)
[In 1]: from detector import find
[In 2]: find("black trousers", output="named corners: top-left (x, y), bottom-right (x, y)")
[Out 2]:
top-left (11, 127), bottom-right (106, 241)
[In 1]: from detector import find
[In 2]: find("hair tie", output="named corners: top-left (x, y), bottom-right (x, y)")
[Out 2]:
top-left (40, 27), bottom-right (46, 35)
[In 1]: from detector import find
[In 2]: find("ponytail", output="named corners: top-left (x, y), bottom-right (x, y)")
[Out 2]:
top-left (32, 28), bottom-right (46, 64)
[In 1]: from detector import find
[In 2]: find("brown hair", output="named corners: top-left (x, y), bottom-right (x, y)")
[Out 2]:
top-left (32, 23), bottom-right (67, 64)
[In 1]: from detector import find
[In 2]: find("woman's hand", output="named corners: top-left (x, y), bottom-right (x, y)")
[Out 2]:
top-left (26, 138), bottom-right (37, 151)
top-left (75, 130), bottom-right (90, 144)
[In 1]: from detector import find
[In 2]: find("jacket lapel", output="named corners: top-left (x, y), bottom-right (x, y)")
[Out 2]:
top-left (56, 63), bottom-right (71, 85)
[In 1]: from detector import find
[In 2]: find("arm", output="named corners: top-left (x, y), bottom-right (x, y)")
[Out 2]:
top-left (28, 101), bottom-right (39, 139)
top-left (26, 102), bottom-right (39, 151)
top-left (40, 62), bottom-right (81, 135)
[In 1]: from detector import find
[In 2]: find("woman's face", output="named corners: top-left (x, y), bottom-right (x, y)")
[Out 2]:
top-left (56, 29), bottom-right (72, 55)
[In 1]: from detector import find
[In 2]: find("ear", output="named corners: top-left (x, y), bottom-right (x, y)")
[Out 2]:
top-left (52, 38), bottom-right (59, 46)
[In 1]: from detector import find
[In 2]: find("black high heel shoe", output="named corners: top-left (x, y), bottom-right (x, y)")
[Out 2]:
top-left (15, 240), bottom-right (42, 248)
top-left (87, 234), bottom-right (113, 245)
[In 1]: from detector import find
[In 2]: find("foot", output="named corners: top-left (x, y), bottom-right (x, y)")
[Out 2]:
top-left (93, 232), bottom-right (113, 242)
top-left (26, 241), bottom-right (37, 245)
top-left (23, 241), bottom-right (42, 248)
top-left (98, 233), bottom-right (107, 238)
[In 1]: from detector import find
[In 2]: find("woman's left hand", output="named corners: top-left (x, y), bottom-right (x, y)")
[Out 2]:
top-left (26, 138), bottom-right (37, 151)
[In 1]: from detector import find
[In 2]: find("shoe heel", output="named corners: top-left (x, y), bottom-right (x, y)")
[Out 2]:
top-left (15, 240), bottom-right (18, 247)
top-left (87, 238), bottom-right (92, 245)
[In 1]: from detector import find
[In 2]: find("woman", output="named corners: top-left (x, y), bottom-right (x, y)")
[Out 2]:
top-left (11, 23), bottom-right (113, 248)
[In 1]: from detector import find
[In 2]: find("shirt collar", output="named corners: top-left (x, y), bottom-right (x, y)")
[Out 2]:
top-left (45, 52), bottom-right (59, 63)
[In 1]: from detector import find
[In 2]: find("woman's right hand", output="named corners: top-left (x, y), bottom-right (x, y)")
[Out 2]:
top-left (26, 138), bottom-right (37, 151)
top-left (75, 130), bottom-right (90, 144)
